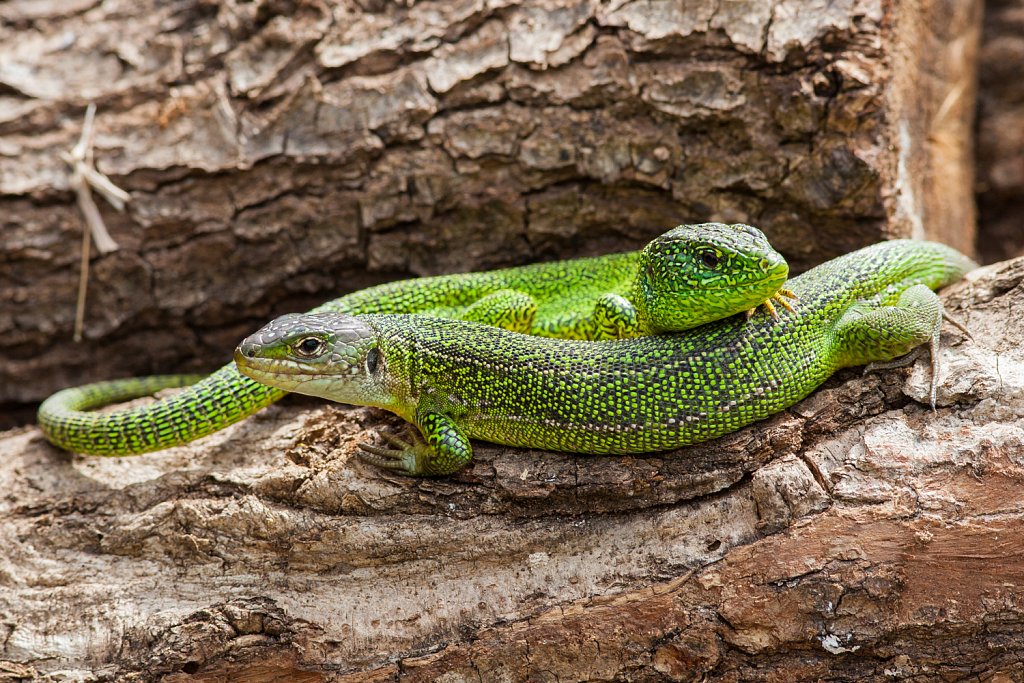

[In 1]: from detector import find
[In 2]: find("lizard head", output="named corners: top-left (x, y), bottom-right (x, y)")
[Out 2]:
top-left (633, 222), bottom-right (789, 332)
top-left (234, 312), bottom-right (395, 408)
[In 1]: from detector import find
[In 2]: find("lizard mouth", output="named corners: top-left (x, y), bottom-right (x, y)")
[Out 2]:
top-left (234, 352), bottom-right (316, 387)
top-left (708, 276), bottom-right (786, 291)
top-left (672, 273), bottom-right (788, 293)
top-left (234, 350), bottom-right (364, 392)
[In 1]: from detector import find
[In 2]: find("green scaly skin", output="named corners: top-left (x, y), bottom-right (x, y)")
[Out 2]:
top-left (234, 240), bottom-right (976, 477)
top-left (38, 223), bottom-right (792, 456)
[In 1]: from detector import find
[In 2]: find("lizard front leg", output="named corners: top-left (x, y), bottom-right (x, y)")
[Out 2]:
top-left (358, 409), bottom-right (472, 476)
top-left (460, 289), bottom-right (538, 334)
top-left (592, 293), bottom-right (642, 340)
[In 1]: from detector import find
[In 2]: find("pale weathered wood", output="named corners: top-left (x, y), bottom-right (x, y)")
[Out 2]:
top-left (0, 0), bottom-right (981, 411)
top-left (1, 255), bottom-right (1021, 680)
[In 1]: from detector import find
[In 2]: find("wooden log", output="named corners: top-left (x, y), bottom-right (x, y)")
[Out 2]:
top-left (0, 255), bottom-right (1020, 680)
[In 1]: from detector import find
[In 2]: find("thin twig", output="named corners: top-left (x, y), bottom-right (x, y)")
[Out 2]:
top-left (74, 216), bottom-right (91, 342)
top-left (63, 104), bottom-right (131, 341)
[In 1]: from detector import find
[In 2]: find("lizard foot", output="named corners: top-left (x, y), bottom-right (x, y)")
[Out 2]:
top-left (358, 412), bottom-right (473, 476)
top-left (357, 430), bottom-right (428, 474)
top-left (861, 306), bottom-right (973, 410)
top-left (747, 288), bottom-right (799, 321)
top-left (772, 288), bottom-right (799, 313)
top-left (863, 346), bottom-right (927, 374)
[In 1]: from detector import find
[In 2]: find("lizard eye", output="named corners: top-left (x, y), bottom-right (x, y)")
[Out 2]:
top-left (295, 337), bottom-right (325, 357)
top-left (699, 249), bottom-right (720, 269)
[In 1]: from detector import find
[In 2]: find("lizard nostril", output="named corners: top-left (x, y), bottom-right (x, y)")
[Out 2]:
top-left (760, 255), bottom-right (784, 273)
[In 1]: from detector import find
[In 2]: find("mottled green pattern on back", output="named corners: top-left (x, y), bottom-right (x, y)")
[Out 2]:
top-left (378, 242), bottom-right (969, 454)
top-left (317, 251), bottom-right (639, 339)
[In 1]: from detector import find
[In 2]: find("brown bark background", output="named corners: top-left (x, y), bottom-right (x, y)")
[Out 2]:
top-left (1, 0), bottom-right (1013, 679)
top-left (976, 0), bottom-right (1024, 264)
top-left (0, 0), bottom-right (980, 413)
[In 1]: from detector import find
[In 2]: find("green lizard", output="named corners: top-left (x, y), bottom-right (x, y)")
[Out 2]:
top-left (234, 239), bottom-right (976, 476)
top-left (38, 223), bottom-right (793, 455)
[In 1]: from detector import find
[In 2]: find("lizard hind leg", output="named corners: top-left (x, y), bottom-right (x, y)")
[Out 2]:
top-left (460, 289), bottom-right (538, 334)
top-left (834, 284), bottom-right (945, 409)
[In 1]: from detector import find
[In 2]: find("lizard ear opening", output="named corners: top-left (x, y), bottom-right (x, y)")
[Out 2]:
top-left (366, 347), bottom-right (381, 374)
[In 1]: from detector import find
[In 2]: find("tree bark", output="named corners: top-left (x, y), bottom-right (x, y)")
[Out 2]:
top-left (975, 0), bottom-right (1024, 265)
top-left (0, 0), bottom-right (981, 411)
top-left (0, 257), bottom-right (1020, 680)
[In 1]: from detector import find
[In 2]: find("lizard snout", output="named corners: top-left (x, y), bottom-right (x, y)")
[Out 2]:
top-left (236, 339), bottom-right (261, 359)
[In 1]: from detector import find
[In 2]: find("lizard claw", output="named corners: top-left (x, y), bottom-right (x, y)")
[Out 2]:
top-left (748, 288), bottom-right (799, 321)
top-left (863, 346), bottom-right (926, 375)
top-left (357, 430), bottom-right (429, 474)
top-left (378, 430), bottom-right (414, 451)
top-left (942, 310), bottom-right (973, 341)
top-left (357, 441), bottom-right (410, 470)
top-left (772, 288), bottom-right (799, 314)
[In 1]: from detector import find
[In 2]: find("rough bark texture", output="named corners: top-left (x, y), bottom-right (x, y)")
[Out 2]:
top-left (0, 0), bottom-right (981, 412)
top-left (1, 255), bottom-right (1021, 680)
top-left (0, 1), bottom-right (998, 679)
top-left (975, 0), bottom-right (1024, 265)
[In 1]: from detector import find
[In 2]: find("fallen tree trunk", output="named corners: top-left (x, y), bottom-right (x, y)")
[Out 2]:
top-left (0, 0), bottom-right (981, 411)
top-left (1, 255), bottom-right (1021, 680)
